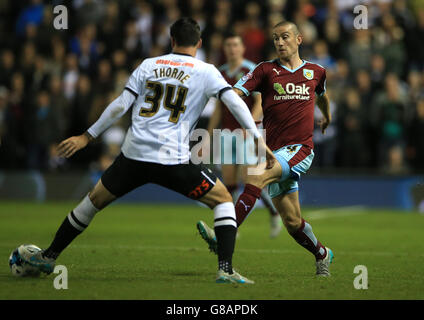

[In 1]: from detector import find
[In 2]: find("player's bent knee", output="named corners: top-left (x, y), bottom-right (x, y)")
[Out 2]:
top-left (244, 162), bottom-right (283, 189)
top-left (283, 215), bottom-right (302, 233)
top-left (199, 179), bottom-right (233, 209)
top-left (88, 180), bottom-right (116, 210)
top-left (208, 190), bottom-right (233, 209)
top-left (216, 189), bottom-right (233, 205)
top-left (244, 173), bottom-right (263, 188)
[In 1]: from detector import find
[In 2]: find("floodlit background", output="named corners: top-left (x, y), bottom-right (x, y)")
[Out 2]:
top-left (0, 0), bottom-right (424, 208)
top-left (0, 0), bottom-right (424, 301)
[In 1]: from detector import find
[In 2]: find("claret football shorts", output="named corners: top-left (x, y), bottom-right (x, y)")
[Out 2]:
top-left (101, 153), bottom-right (217, 200)
top-left (268, 144), bottom-right (314, 198)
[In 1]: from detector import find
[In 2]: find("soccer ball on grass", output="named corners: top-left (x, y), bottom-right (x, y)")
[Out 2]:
top-left (9, 244), bottom-right (42, 277)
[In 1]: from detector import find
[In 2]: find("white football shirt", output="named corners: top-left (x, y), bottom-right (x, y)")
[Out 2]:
top-left (121, 53), bottom-right (231, 164)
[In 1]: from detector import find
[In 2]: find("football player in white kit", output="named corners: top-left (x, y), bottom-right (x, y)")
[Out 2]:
top-left (19, 18), bottom-right (275, 284)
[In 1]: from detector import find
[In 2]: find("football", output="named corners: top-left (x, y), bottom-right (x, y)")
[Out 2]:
top-left (9, 244), bottom-right (42, 277)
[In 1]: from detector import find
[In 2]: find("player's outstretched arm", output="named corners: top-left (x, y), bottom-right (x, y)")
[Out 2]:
top-left (220, 89), bottom-right (275, 169)
top-left (57, 89), bottom-right (135, 158)
top-left (233, 87), bottom-right (245, 97)
top-left (207, 99), bottom-right (222, 136)
top-left (251, 93), bottom-right (263, 122)
top-left (316, 92), bottom-right (331, 134)
top-left (57, 132), bottom-right (93, 158)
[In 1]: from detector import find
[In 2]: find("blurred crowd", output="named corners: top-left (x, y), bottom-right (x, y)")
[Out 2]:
top-left (0, 0), bottom-right (423, 174)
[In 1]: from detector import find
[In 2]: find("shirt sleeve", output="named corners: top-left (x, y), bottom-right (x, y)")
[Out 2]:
top-left (87, 89), bottom-right (135, 138)
top-left (204, 64), bottom-right (232, 99)
top-left (125, 61), bottom-right (147, 98)
top-left (234, 62), bottom-right (265, 96)
top-left (315, 68), bottom-right (327, 96)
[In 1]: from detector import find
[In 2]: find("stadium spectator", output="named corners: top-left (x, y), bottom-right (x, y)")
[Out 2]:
top-left (407, 70), bottom-right (424, 103)
top-left (313, 89), bottom-right (338, 168)
top-left (336, 87), bottom-right (369, 168)
top-left (0, 86), bottom-right (9, 164)
top-left (405, 8), bottom-right (424, 71)
top-left (27, 90), bottom-right (61, 170)
top-left (49, 74), bottom-right (69, 140)
top-left (31, 55), bottom-right (49, 93)
top-left (375, 13), bottom-right (406, 76)
top-left (69, 74), bottom-right (93, 137)
top-left (382, 144), bottom-right (410, 175)
top-left (355, 69), bottom-right (374, 109)
top-left (369, 54), bottom-right (386, 91)
top-left (346, 29), bottom-right (373, 74)
top-left (0, 79), bottom-right (28, 169)
top-left (323, 17), bottom-right (345, 59)
top-left (0, 49), bottom-right (15, 88)
top-left (98, 1), bottom-right (122, 57)
top-left (46, 38), bottom-right (66, 76)
top-left (93, 59), bottom-right (114, 96)
top-left (69, 24), bottom-right (99, 74)
top-left (123, 20), bottom-right (144, 63)
top-left (20, 42), bottom-right (37, 89)
top-left (371, 73), bottom-right (409, 166)
top-left (111, 49), bottom-right (128, 72)
top-left (15, 0), bottom-right (44, 37)
top-left (63, 53), bottom-right (79, 100)
top-left (31, 5), bottom-right (57, 56)
top-left (310, 39), bottom-right (336, 71)
top-left (241, 1), bottom-right (266, 63)
top-left (134, 0), bottom-right (154, 58)
top-left (74, 0), bottom-right (105, 27)
top-left (407, 98), bottom-right (424, 172)
top-left (327, 59), bottom-right (350, 105)
top-left (8, 72), bottom-right (28, 158)
top-left (293, 5), bottom-right (318, 59)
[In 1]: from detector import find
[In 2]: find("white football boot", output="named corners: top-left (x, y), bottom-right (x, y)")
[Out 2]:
top-left (18, 245), bottom-right (56, 275)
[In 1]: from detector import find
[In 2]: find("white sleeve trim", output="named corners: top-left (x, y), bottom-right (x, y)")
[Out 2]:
top-left (233, 83), bottom-right (250, 97)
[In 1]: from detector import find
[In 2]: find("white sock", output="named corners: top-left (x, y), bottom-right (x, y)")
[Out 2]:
top-left (67, 195), bottom-right (99, 232)
top-left (213, 202), bottom-right (237, 228)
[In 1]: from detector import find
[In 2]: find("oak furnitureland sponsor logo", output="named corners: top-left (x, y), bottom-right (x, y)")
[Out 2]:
top-left (273, 82), bottom-right (311, 101)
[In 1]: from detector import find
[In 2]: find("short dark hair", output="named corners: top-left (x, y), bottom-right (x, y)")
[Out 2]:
top-left (170, 17), bottom-right (201, 47)
top-left (223, 31), bottom-right (242, 42)
top-left (273, 20), bottom-right (300, 35)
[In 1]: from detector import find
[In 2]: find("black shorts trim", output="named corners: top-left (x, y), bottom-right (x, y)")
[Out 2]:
top-left (101, 153), bottom-right (217, 200)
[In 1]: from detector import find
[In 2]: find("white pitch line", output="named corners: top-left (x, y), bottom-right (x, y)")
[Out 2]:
top-left (304, 205), bottom-right (367, 220)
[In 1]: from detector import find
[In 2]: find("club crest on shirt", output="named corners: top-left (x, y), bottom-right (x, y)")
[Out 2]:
top-left (241, 72), bottom-right (252, 82)
top-left (286, 145), bottom-right (300, 153)
top-left (303, 69), bottom-right (314, 80)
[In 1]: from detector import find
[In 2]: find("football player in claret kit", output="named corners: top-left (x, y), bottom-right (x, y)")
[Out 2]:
top-left (19, 18), bottom-right (275, 284)
top-left (201, 32), bottom-right (281, 239)
top-left (197, 21), bottom-right (335, 276)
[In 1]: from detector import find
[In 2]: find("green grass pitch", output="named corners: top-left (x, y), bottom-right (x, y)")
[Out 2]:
top-left (0, 201), bottom-right (423, 300)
